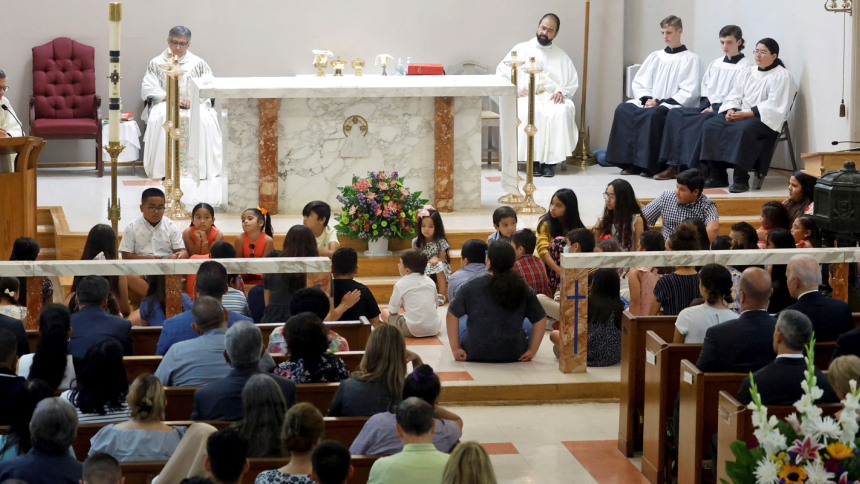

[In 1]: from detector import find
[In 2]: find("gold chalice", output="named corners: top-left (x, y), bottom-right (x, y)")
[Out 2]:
top-left (330, 58), bottom-right (347, 76)
top-left (352, 58), bottom-right (365, 76)
top-left (314, 54), bottom-right (328, 76)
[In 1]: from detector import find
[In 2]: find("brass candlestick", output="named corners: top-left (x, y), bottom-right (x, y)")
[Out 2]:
top-left (159, 59), bottom-right (176, 212)
top-left (164, 55), bottom-right (189, 219)
top-left (515, 57), bottom-right (546, 215)
top-left (106, 2), bottom-right (124, 233)
top-left (105, 142), bottom-right (125, 232)
top-left (571, 0), bottom-right (596, 168)
top-left (498, 51), bottom-right (526, 205)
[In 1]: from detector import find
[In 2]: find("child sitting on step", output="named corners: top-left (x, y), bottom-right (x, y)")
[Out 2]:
top-left (380, 249), bottom-right (440, 338)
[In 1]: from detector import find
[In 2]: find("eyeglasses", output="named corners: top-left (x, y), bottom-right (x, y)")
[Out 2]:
top-left (538, 25), bottom-right (555, 35)
top-left (0, 86), bottom-right (10, 93)
top-left (603, 192), bottom-right (616, 201)
top-left (753, 49), bottom-right (771, 56)
top-left (145, 205), bottom-right (166, 212)
top-left (169, 40), bottom-right (189, 48)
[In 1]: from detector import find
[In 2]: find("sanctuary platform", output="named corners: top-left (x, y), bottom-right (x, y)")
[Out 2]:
top-left (189, 75), bottom-right (516, 213)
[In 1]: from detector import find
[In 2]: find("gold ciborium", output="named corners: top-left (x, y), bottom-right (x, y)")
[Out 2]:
top-left (314, 54), bottom-right (328, 76)
top-left (330, 58), bottom-right (347, 76)
top-left (352, 58), bottom-right (365, 76)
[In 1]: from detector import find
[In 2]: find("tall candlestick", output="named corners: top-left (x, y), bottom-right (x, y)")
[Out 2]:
top-left (106, 2), bottom-right (125, 233)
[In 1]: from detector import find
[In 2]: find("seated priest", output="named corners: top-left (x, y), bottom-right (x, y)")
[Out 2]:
top-left (0, 71), bottom-right (23, 174)
top-left (141, 25), bottom-right (222, 180)
top-left (496, 13), bottom-right (579, 178)
top-left (605, 15), bottom-right (702, 178)
top-left (655, 25), bottom-right (752, 180)
top-left (693, 38), bottom-right (796, 193)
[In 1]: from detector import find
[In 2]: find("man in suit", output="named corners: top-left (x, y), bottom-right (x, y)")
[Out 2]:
top-left (738, 309), bottom-right (839, 405)
top-left (697, 267), bottom-right (777, 372)
top-left (192, 321), bottom-right (296, 421)
top-left (156, 261), bottom-right (252, 355)
top-left (784, 254), bottom-right (853, 342)
top-left (0, 312), bottom-right (30, 357)
top-left (0, 328), bottom-right (25, 425)
top-left (68, 276), bottom-right (133, 359)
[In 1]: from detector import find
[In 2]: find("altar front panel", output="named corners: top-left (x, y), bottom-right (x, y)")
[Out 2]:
top-left (224, 96), bottom-right (482, 213)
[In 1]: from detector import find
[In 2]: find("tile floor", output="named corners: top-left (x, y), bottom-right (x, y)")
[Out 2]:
top-left (39, 163), bottom-right (791, 233)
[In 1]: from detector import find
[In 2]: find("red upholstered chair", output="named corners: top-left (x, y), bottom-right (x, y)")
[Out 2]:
top-left (30, 37), bottom-right (103, 177)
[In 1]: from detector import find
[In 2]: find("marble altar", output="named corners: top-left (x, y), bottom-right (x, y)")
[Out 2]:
top-left (189, 75), bottom-right (516, 213)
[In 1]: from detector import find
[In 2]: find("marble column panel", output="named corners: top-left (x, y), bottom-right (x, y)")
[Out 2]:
top-left (307, 272), bottom-right (331, 296)
top-left (258, 99), bottom-right (280, 214)
top-left (832, 263), bottom-right (849, 302)
top-left (26, 277), bottom-right (42, 330)
top-left (559, 267), bottom-right (589, 373)
top-left (434, 97), bottom-right (454, 212)
top-left (165, 274), bottom-right (184, 319)
top-left (225, 98), bottom-right (262, 212)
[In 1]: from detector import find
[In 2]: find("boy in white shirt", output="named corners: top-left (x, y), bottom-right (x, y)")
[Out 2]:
top-left (119, 188), bottom-right (188, 260)
top-left (380, 249), bottom-right (440, 338)
top-left (303, 200), bottom-right (339, 258)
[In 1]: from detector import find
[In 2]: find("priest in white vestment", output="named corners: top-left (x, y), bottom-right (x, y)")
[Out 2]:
top-left (605, 16), bottom-right (701, 178)
top-left (656, 25), bottom-right (752, 179)
top-left (0, 71), bottom-right (23, 174)
top-left (496, 14), bottom-right (578, 178)
top-left (141, 26), bottom-right (222, 180)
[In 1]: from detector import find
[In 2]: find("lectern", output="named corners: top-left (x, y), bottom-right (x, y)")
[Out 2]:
top-left (0, 137), bottom-right (45, 261)
top-left (801, 151), bottom-right (860, 177)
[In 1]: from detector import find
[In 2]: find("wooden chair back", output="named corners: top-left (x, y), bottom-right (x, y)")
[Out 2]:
top-left (120, 455), bottom-right (380, 484)
top-left (164, 383), bottom-right (341, 421)
top-left (677, 360), bottom-right (747, 484)
top-left (618, 311), bottom-right (677, 456)
top-left (715, 391), bottom-right (842, 483)
top-left (641, 331), bottom-right (702, 484)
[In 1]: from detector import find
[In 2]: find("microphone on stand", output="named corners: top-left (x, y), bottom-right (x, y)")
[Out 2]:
top-left (831, 141), bottom-right (860, 152)
top-left (1, 105), bottom-right (24, 136)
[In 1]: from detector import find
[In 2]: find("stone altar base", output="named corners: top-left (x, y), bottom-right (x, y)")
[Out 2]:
top-left (224, 96), bottom-right (482, 213)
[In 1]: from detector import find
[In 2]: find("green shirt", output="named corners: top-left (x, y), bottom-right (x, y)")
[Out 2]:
top-left (367, 443), bottom-right (450, 484)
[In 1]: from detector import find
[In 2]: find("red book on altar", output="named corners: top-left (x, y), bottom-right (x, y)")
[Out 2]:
top-left (407, 63), bottom-right (444, 75)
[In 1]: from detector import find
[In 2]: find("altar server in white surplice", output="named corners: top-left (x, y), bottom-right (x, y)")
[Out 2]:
top-left (605, 15), bottom-right (702, 178)
top-left (141, 26), bottom-right (222, 180)
top-left (0, 71), bottom-right (23, 174)
top-left (655, 25), bottom-right (752, 180)
top-left (496, 13), bottom-right (578, 178)
top-left (694, 38), bottom-right (796, 193)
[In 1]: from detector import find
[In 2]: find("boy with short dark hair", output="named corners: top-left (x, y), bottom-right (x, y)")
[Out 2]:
top-left (82, 452), bottom-right (123, 484)
top-left (312, 441), bottom-right (353, 484)
top-left (380, 249), bottom-right (439, 337)
top-left (488, 206), bottom-right (518, 244)
top-left (511, 229), bottom-right (551, 297)
top-left (205, 427), bottom-right (249, 484)
top-left (303, 200), bottom-right (339, 258)
top-left (119, 188), bottom-right (188, 260)
top-left (331, 248), bottom-right (381, 325)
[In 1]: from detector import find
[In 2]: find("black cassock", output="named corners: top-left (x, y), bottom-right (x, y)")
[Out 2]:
top-left (658, 103), bottom-right (721, 168)
top-left (692, 115), bottom-right (778, 178)
top-left (604, 103), bottom-right (670, 174)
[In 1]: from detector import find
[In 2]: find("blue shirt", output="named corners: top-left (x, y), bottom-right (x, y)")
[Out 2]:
top-left (447, 263), bottom-right (488, 302)
top-left (0, 448), bottom-right (82, 484)
top-left (155, 308), bottom-right (251, 355)
top-left (139, 294), bottom-right (193, 327)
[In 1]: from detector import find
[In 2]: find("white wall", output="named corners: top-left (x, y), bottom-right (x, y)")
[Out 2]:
top-left (4, 0), bottom-right (624, 164)
top-left (622, 0), bottom-right (854, 170)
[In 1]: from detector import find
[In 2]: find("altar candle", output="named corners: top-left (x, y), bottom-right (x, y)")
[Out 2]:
top-left (529, 57), bottom-right (535, 70)
top-left (108, 2), bottom-right (121, 143)
top-left (511, 51), bottom-right (517, 63)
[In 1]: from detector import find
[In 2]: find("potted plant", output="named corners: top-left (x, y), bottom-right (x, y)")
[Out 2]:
top-left (335, 171), bottom-right (428, 256)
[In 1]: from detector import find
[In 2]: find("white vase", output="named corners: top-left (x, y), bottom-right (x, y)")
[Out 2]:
top-left (367, 238), bottom-right (390, 256)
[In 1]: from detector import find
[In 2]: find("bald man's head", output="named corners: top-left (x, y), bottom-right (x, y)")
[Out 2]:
top-left (739, 267), bottom-right (772, 310)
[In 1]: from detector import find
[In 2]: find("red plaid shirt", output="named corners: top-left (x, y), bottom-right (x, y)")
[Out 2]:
top-left (514, 255), bottom-right (552, 297)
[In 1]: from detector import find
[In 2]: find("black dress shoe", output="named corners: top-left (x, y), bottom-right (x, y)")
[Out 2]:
top-left (729, 182), bottom-right (750, 193)
top-left (704, 177), bottom-right (729, 189)
top-left (639, 171), bottom-right (653, 178)
top-left (533, 162), bottom-right (542, 177)
top-left (620, 168), bottom-right (639, 176)
top-left (542, 164), bottom-right (555, 177)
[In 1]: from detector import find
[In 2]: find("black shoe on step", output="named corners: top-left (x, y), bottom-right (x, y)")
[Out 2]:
top-left (542, 164), bottom-right (555, 177)
top-left (704, 177), bottom-right (729, 189)
top-left (729, 182), bottom-right (750, 193)
top-left (533, 162), bottom-right (542, 177)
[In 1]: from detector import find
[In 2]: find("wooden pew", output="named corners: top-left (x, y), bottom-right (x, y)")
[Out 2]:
top-left (618, 311), bottom-right (677, 456)
top-left (716, 391), bottom-right (842, 483)
top-left (677, 360), bottom-right (748, 484)
top-left (70, 416), bottom-right (370, 459)
top-left (164, 383), bottom-right (341, 421)
top-left (641, 331), bottom-right (702, 484)
top-left (124, 351), bottom-right (364, 382)
top-left (120, 455), bottom-right (380, 484)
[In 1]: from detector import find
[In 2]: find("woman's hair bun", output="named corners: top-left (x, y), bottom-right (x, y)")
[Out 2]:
top-left (412, 364), bottom-right (435, 382)
top-left (676, 223), bottom-right (698, 241)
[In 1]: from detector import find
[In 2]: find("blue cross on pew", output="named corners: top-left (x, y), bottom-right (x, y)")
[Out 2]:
top-left (566, 279), bottom-right (586, 354)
